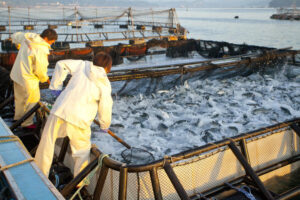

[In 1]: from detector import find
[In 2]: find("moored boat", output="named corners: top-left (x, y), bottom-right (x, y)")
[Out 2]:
top-left (270, 8), bottom-right (300, 20)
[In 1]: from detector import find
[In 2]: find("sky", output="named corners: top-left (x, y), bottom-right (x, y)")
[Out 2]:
top-left (4, 0), bottom-right (272, 8)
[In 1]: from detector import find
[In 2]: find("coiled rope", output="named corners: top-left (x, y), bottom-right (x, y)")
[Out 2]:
top-left (225, 182), bottom-right (256, 200)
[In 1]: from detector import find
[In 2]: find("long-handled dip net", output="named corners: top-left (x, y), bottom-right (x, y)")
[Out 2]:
top-left (93, 120), bottom-right (154, 165)
top-left (121, 147), bottom-right (155, 165)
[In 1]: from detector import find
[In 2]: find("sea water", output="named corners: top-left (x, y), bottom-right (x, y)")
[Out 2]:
top-left (177, 8), bottom-right (300, 49)
top-left (90, 8), bottom-right (300, 162)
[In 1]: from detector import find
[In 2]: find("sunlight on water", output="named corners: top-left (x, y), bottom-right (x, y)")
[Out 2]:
top-left (177, 8), bottom-right (300, 49)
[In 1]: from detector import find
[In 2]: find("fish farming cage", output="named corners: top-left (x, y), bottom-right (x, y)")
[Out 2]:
top-left (55, 118), bottom-right (300, 200)
top-left (0, 40), bottom-right (299, 199)
top-left (2, 38), bottom-right (298, 71)
top-left (0, 41), bottom-right (293, 96)
top-left (2, 100), bottom-right (300, 200)
top-left (38, 42), bottom-right (300, 95)
top-left (1, 87), bottom-right (300, 199)
top-left (0, 7), bottom-right (184, 45)
top-left (0, 7), bottom-right (179, 28)
top-left (108, 48), bottom-right (299, 97)
top-left (0, 40), bottom-right (297, 100)
top-left (6, 101), bottom-right (297, 200)
top-left (0, 40), bottom-right (299, 99)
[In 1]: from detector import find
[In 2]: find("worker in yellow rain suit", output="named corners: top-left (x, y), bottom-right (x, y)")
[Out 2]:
top-left (35, 52), bottom-right (113, 178)
top-left (10, 29), bottom-right (57, 129)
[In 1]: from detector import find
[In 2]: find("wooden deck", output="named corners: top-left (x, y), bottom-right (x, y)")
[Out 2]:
top-left (0, 117), bottom-right (64, 200)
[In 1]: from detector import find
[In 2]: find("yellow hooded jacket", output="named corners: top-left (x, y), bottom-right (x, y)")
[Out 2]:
top-left (10, 32), bottom-right (50, 103)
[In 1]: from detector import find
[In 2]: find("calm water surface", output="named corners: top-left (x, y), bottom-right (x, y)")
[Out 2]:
top-left (176, 8), bottom-right (300, 49)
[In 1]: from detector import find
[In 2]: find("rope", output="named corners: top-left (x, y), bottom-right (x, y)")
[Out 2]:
top-left (225, 182), bottom-right (256, 200)
top-left (69, 154), bottom-right (109, 200)
top-left (0, 136), bottom-right (34, 171)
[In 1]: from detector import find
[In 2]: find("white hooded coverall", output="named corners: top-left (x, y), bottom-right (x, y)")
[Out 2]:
top-left (10, 32), bottom-right (50, 127)
top-left (35, 60), bottom-right (113, 177)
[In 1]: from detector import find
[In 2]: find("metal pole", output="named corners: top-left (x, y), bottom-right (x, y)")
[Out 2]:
top-left (163, 158), bottom-right (189, 200)
top-left (228, 141), bottom-right (274, 200)
top-left (239, 139), bottom-right (250, 164)
top-left (93, 163), bottom-right (109, 200)
top-left (151, 8), bottom-right (154, 26)
top-left (57, 137), bottom-right (70, 163)
top-left (8, 6), bottom-right (11, 38)
top-left (10, 103), bottom-right (41, 131)
top-left (75, 6), bottom-right (78, 40)
top-left (28, 7), bottom-right (30, 24)
top-left (128, 8), bottom-right (135, 39)
top-left (150, 167), bottom-right (163, 200)
top-left (278, 186), bottom-right (300, 200)
top-left (291, 123), bottom-right (300, 137)
top-left (62, 7), bottom-right (65, 23)
top-left (119, 164), bottom-right (128, 200)
top-left (61, 148), bottom-right (100, 197)
top-left (0, 96), bottom-right (13, 111)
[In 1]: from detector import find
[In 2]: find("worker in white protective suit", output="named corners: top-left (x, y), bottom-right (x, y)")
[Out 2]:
top-left (10, 29), bottom-right (57, 129)
top-left (35, 52), bottom-right (113, 178)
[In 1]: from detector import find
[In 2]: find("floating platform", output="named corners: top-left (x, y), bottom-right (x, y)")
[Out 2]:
top-left (1, 38), bottom-right (299, 71)
top-left (0, 7), bottom-right (186, 47)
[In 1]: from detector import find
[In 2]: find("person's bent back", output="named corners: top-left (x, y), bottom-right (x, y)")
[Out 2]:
top-left (35, 52), bottom-right (113, 179)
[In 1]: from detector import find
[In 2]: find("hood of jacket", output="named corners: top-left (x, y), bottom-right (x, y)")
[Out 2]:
top-left (24, 33), bottom-right (50, 55)
top-left (85, 61), bottom-right (111, 89)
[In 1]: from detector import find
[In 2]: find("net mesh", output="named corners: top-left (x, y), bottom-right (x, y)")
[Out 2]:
top-left (94, 128), bottom-right (300, 199)
top-left (100, 168), bottom-right (120, 200)
top-left (248, 129), bottom-right (299, 171)
top-left (0, 7), bottom-right (178, 28)
top-left (0, 7), bottom-right (182, 43)
top-left (121, 147), bottom-right (154, 165)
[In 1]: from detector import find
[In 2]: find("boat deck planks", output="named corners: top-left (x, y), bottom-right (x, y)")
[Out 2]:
top-left (0, 117), bottom-right (64, 200)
